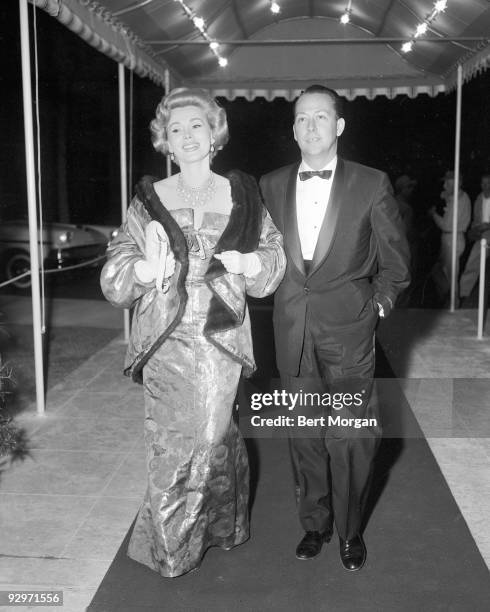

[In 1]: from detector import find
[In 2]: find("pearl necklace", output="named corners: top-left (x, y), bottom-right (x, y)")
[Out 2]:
top-left (177, 173), bottom-right (216, 208)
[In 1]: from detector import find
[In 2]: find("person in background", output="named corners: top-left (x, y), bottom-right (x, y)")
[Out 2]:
top-left (260, 84), bottom-right (410, 572)
top-left (394, 174), bottom-right (416, 242)
top-left (100, 87), bottom-right (285, 578)
top-left (394, 174), bottom-right (417, 306)
top-left (429, 170), bottom-right (471, 303)
top-left (459, 173), bottom-right (490, 305)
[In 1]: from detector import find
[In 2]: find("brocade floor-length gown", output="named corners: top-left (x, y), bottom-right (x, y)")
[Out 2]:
top-left (127, 209), bottom-right (250, 577)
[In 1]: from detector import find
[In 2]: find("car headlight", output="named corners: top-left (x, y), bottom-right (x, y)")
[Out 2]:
top-left (58, 231), bottom-right (73, 244)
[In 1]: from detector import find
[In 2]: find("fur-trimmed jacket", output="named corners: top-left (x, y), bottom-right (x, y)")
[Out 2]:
top-left (100, 170), bottom-right (286, 383)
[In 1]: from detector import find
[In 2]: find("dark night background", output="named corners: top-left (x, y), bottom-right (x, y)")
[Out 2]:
top-left (1, 2), bottom-right (489, 229)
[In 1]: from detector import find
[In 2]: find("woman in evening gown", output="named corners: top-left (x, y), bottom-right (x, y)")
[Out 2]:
top-left (100, 87), bottom-right (285, 577)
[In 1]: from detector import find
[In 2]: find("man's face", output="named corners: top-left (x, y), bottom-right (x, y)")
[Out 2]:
top-left (293, 93), bottom-right (345, 166)
top-left (401, 183), bottom-right (415, 198)
top-left (444, 178), bottom-right (455, 193)
top-left (444, 175), bottom-right (462, 193)
top-left (481, 176), bottom-right (490, 197)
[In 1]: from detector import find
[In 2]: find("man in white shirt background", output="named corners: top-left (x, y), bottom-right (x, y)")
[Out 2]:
top-left (260, 85), bottom-right (410, 572)
top-left (459, 173), bottom-right (490, 305)
top-left (429, 170), bottom-right (471, 304)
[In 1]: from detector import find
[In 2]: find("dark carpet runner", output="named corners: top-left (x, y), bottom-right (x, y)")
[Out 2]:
top-left (88, 314), bottom-right (490, 612)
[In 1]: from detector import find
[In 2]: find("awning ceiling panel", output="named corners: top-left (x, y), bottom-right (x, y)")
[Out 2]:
top-left (34, 0), bottom-right (490, 100)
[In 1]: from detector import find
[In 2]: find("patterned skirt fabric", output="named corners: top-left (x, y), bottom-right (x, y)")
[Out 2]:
top-left (127, 225), bottom-right (250, 577)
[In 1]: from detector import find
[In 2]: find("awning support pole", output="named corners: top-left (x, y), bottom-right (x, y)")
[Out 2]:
top-left (118, 62), bottom-right (130, 342)
top-left (477, 238), bottom-right (487, 339)
top-left (450, 65), bottom-right (463, 312)
top-left (165, 69), bottom-right (171, 178)
top-left (19, 0), bottom-right (45, 415)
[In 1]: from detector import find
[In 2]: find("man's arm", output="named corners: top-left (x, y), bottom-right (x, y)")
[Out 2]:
top-left (472, 194), bottom-right (483, 227)
top-left (468, 194), bottom-right (490, 240)
top-left (259, 174), bottom-right (282, 232)
top-left (370, 173), bottom-right (411, 317)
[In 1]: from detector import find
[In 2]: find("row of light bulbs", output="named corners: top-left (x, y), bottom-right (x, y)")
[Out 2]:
top-left (174, 0), bottom-right (449, 67)
top-left (338, 0), bottom-right (449, 53)
top-left (276, 0), bottom-right (449, 54)
top-left (172, 0), bottom-right (281, 68)
top-left (173, 0), bottom-right (228, 67)
top-left (400, 0), bottom-right (448, 53)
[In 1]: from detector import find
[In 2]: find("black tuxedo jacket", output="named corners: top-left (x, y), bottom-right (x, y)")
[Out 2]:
top-left (259, 158), bottom-right (410, 376)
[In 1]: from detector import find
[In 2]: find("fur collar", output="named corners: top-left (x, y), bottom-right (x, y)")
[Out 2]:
top-left (131, 170), bottom-right (263, 380)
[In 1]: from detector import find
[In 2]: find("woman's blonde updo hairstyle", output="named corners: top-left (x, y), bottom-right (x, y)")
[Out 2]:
top-left (150, 87), bottom-right (229, 161)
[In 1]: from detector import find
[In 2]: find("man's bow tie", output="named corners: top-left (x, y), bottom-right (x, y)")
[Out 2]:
top-left (299, 170), bottom-right (332, 181)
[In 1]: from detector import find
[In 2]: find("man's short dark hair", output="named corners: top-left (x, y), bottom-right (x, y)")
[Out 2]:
top-left (294, 85), bottom-right (344, 119)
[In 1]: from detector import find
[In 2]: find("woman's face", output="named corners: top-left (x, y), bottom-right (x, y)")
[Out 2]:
top-left (166, 105), bottom-right (213, 165)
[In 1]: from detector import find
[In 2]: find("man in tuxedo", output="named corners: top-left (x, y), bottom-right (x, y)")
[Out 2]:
top-left (259, 85), bottom-right (410, 571)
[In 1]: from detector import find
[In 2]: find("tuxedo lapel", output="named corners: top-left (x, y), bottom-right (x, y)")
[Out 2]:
top-left (310, 158), bottom-right (345, 273)
top-left (283, 162), bottom-right (305, 276)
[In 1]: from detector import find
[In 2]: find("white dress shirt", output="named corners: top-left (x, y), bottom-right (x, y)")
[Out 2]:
top-left (482, 196), bottom-right (490, 223)
top-left (296, 157), bottom-right (337, 260)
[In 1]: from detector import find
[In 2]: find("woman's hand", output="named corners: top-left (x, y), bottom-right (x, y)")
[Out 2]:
top-left (214, 250), bottom-right (260, 276)
top-left (134, 221), bottom-right (175, 284)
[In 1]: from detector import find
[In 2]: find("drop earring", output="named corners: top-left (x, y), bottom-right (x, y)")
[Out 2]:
top-left (170, 152), bottom-right (175, 162)
top-left (210, 143), bottom-right (215, 154)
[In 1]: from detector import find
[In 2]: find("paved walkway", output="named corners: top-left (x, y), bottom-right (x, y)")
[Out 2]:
top-left (0, 296), bottom-right (122, 329)
top-left (0, 301), bottom-right (489, 610)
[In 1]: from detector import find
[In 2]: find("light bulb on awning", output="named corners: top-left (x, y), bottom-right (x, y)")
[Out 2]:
top-left (192, 16), bottom-right (205, 31)
top-left (340, 11), bottom-right (350, 25)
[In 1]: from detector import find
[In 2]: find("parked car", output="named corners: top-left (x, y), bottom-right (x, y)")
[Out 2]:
top-left (0, 220), bottom-right (118, 290)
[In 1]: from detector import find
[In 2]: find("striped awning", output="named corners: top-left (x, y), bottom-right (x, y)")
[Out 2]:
top-left (34, 0), bottom-right (490, 99)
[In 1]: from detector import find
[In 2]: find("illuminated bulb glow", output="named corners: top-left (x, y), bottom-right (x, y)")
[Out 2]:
top-left (192, 16), bottom-right (205, 31)
top-left (270, 2), bottom-right (280, 14)
top-left (401, 1), bottom-right (448, 53)
top-left (174, 0), bottom-right (226, 68)
top-left (340, 12), bottom-right (350, 25)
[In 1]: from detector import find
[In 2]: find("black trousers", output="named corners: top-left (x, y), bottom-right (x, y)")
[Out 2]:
top-left (281, 307), bottom-right (381, 540)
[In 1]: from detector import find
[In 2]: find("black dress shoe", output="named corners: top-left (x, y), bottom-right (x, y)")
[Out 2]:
top-left (339, 534), bottom-right (366, 571)
top-left (295, 530), bottom-right (332, 560)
